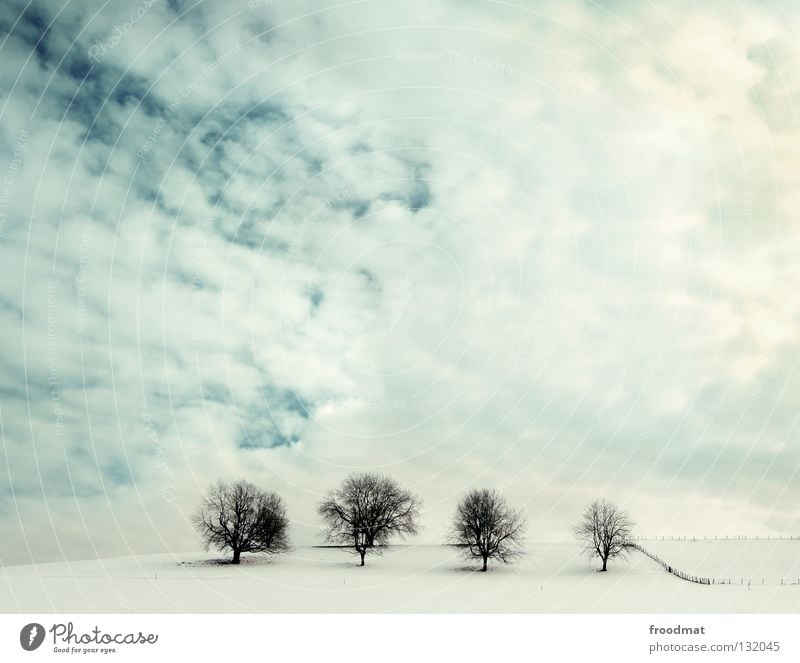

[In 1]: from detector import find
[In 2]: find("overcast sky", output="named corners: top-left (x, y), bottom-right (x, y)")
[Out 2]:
top-left (1, 0), bottom-right (799, 565)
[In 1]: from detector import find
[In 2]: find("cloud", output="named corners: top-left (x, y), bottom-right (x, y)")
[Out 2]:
top-left (1, 0), bottom-right (799, 564)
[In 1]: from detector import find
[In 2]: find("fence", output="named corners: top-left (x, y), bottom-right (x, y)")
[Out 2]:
top-left (626, 541), bottom-right (800, 587)
top-left (626, 542), bottom-right (713, 585)
top-left (632, 535), bottom-right (800, 542)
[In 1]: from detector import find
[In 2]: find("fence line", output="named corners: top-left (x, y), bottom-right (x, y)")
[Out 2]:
top-left (632, 535), bottom-right (800, 542)
top-left (626, 542), bottom-right (800, 587)
top-left (626, 542), bottom-right (713, 585)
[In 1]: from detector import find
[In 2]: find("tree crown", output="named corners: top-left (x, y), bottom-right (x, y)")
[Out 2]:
top-left (318, 472), bottom-right (421, 549)
top-left (193, 479), bottom-right (290, 560)
top-left (450, 488), bottom-right (525, 566)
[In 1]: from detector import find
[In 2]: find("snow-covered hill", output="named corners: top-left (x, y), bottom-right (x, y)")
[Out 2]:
top-left (2, 543), bottom-right (798, 613)
top-left (643, 538), bottom-right (800, 586)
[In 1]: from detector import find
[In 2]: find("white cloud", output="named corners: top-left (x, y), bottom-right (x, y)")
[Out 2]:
top-left (1, 0), bottom-right (800, 564)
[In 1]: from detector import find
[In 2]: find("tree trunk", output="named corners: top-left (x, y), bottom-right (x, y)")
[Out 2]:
top-left (359, 549), bottom-right (366, 566)
top-left (481, 556), bottom-right (488, 572)
top-left (232, 549), bottom-right (241, 565)
top-left (601, 556), bottom-right (607, 572)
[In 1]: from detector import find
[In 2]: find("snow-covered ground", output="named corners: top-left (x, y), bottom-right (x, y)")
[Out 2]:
top-left (2, 543), bottom-right (799, 613)
top-left (642, 538), bottom-right (800, 586)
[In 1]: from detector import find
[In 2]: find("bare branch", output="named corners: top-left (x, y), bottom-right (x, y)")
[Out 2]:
top-left (193, 479), bottom-right (291, 564)
top-left (448, 488), bottom-right (526, 571)
top-left (317, 473), bottom-right (422, 566)
top-left (573, 499), bottom-right (633, 572)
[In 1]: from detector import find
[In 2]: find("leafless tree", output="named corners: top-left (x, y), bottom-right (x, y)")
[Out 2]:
top-left (193, 480), bottom-right (290, 564)
top-left (449, 488), bottom-right (525, 571)
top-left (574, 499), bottom-right (633, 571)
top-left (317, 473), bottom-right (421, 566)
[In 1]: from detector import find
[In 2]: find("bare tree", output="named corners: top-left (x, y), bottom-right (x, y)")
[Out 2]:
top-left (317, 473), bottom-right (421, 566)
top-left (254, 491), bottom-right (290, 552)
top-left (193, 480), bottom-right (290, 564)
top-left (449, 488), bottom-right (525, 571)
top-left (574, 499), bottom-right (633, 571)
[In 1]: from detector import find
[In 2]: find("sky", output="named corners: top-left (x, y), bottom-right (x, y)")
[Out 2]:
top-left (1, 0), bottom-right (800, 565)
